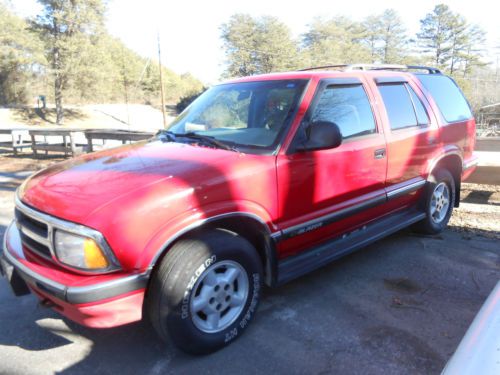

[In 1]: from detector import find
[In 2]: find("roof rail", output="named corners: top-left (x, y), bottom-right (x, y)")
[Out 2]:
top-left (298, 64), bottom-right (349, 71)
top-left (298, 64), bottom-right (442, 74)
top-left (405, 65), bottom-right (442, 74)
top-left (345, 64), bottom-right (407, 71)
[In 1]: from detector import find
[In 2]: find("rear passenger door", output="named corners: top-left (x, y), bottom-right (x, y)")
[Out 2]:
top-left (373, 77), bottom-right (438, 202)
top-left (276, 78), bottom-right (387, 257)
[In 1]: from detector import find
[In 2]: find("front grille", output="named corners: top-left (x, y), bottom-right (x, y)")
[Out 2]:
top-left (15, 207), bottom-right (53, 261)
top-left (15, 208), bottom-right (48, 237)
top-left (19, 232), bottom-right (52, 258)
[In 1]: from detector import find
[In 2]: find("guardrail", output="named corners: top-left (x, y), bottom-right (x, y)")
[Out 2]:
top-left (476, 137), bottom-right (500, 152)
top-left (0, 128), bottom-right (155, 157)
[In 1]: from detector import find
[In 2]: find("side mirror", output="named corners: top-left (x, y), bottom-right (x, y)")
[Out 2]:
top-left (296, 121), bottom-right (342, 152)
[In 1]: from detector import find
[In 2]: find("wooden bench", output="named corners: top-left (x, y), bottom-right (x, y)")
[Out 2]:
top-left (0, 128), bottom-right (31, 155)
top-left (29, 129), bottom-right (86, 158)
top-left (85, 129), bottom-right (155, 152)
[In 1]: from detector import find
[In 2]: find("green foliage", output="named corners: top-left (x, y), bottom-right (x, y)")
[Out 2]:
top-left (219, 8), bottom-right (495, 112)
top-left (417, 4), bottom-right (486, 76)
top-left (31, 0), bottom-right (106, 123)
top-left (0, 1), bottom-right (203, 120)
top-left (220, 12), bottom-right (410, 76)
top-left (176, 87), bottom-right (206, 112)
top-left (301, 16), bottom-right (370, 66)
top-left (0, 2), bottom-right (44, 104)
top-left (221, 14), bottom-right (300, 78)
top-left (362, 9), bottom-right (409, 64)
top-left (0, 2), bottom-right (494, 115)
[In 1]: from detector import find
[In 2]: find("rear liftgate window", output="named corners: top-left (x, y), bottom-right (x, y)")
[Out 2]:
top-left (417, 74), bottom-right (473, 123)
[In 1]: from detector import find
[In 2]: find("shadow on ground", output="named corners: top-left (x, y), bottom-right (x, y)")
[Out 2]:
top-left (12, 107), bottom-right (87, 125)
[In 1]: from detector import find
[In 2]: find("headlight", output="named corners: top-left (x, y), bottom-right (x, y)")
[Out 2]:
top-left (54, 230), bottom-right (109, 270)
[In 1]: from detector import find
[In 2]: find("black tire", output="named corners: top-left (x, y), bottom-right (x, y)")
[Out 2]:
top-left (413, 168), bottom-right (455, 234)
top-left (146, 229), bottom-right (263, 354)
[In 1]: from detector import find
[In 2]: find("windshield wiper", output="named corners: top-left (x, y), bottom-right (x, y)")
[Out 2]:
top-left (157, 130), bottom-right (177, 142)
top-left (157, 130), bottom-right (237, 152)
top-left (180, 132), bottom-right (237, 151)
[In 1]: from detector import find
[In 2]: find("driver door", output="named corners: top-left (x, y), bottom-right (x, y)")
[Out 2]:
top-left (276, 78), bottom-right (388, 257)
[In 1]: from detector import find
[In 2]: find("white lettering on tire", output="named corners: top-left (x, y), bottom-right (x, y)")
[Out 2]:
top-left (181, 255), bottom-right (216, 319)
top-left (239, 273), bottom-right (260, 330)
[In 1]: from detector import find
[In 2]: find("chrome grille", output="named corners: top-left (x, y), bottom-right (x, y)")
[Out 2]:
top-left (14, 207), bottom-right (54, 261)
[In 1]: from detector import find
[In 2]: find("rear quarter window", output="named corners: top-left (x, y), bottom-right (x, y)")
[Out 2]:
top-left (416, 75), bottom-right (472, 123)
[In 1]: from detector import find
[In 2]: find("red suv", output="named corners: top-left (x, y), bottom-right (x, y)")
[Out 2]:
top-left (1, 64), bottom-right (478, 354)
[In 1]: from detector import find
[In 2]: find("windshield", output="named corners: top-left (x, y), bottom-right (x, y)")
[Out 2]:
top-left (167, 79), bottom-right (308, 153)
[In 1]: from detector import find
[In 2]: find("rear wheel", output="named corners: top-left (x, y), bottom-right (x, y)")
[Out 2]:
top-left (146, 229), bottom-right (263, 354)
top-left (414, 169), bottom-right (455, 234)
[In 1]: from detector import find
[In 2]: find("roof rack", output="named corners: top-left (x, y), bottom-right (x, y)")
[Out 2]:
top-left (298, 64), bottom-right (349, 71)
top-left (405, 65), bottom-right (442, 74)
top-left (298, 64), bottom-right (442, 74)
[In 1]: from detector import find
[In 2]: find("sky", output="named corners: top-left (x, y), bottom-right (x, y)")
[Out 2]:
top-left (12, 0), bottom-right (500, 84)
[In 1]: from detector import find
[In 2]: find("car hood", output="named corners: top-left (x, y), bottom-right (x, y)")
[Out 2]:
top-left (19, 140), bottom-right (248, 224)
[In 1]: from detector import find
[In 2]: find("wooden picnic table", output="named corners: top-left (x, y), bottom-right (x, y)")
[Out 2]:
top-left (29, 128), bottom-right (86, 158)
top-left (84, 129), bottom-right (155, 152)
top-left (0, 128), bottom-right (31, 155)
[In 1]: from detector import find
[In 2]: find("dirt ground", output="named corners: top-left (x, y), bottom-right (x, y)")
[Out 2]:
top-left (0, 104), bottom-right (177, 132)
top-left (0, 154), bottom-right (499, 375)
top-left (449, 183), bottom-right (500, 239)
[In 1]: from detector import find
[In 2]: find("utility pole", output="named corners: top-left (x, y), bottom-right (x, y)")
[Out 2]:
top-left (496, 55), bottom-right (499, 82)
top-left (157, 31), bottom-right (167, 129)
top-left (121, 50), bottom-right (131, 130)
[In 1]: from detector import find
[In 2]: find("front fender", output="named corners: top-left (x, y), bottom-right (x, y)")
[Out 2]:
top-left (135, 200), bottom-right (276, 271)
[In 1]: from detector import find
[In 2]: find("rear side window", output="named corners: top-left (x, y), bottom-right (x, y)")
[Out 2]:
top-left (407, 86), bottom-right (430, 125)
top-left (311, 85), bottom-right (376, 139)
top-left (378, 84), bottom-right (418, 130)
top-left (417, 75), bottom-right (472, 123)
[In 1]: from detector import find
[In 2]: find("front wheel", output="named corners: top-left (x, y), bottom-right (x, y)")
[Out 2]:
top-left (414, 169), bottom-right (455, 234)
top-left (146, 229), bottom-right (263, 354)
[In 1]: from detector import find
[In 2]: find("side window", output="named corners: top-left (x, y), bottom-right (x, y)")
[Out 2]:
top-left (311, 85), bottom-right (376, 139)
top-left (417, 75), bottom-right (472, 123)
top-left (407, 85), bottom-right (430, 125)
top-left (378, 83), bottom-right (418, 130)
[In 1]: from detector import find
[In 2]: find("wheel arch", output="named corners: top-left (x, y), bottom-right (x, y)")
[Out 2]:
top-left (428, 152), bottom-right (463, 207)
top-left (147, 213), bottom-right (279, 288)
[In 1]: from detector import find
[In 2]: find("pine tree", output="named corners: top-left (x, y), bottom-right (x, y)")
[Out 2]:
top-left (417, 4), bottom-right (455, 68)
top-left (221, 14), bottom-right (299, 78)
top-left (32, 0), bottom-right (105, 124)
top-left (460, 24), bottom-right (486, 78)
top-left (417, 4), bottom-right (486, 75)
top-left (361, 15), bottom-right (382, 63)
top-left (0, 3), bottom-right (44, 104)
top-left (378, 9), bottom-right (408, 64)
top-left (361, 10), bottom-right (408, 64)
top-left (302, 16), bottom-right (370, 66)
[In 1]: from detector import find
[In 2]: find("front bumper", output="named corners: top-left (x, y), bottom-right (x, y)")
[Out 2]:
top-left (1, 221), bottom-right (148, 327)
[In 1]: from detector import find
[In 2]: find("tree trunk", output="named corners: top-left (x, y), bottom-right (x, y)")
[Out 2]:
top-left (54, 72), bottom-right (63, 125)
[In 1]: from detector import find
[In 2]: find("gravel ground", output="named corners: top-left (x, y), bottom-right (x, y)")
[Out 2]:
top-left (0, 155), bottom-right (499, 375)
top-left (449, 183), bottom-right (500, 239)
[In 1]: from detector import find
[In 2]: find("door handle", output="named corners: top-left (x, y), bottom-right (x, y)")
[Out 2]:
top-left (374, 148), bottom-right (386, 159)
